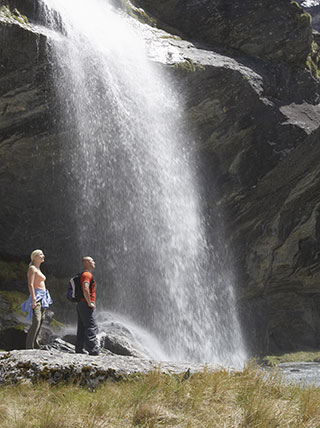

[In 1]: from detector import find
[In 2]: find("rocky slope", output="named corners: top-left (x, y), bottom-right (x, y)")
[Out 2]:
top-left (1, 0), bottom-right (320, 357)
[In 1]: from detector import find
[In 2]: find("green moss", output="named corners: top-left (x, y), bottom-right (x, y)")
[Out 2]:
top-left (0, 260), bottom-right (28, 285)
top-left (14, 323), bottom-right (26, 331)
top-left (50, 319), bottom-right (64, 332)
top-left (173, 59), bottom-right (205, 72)
top-left (0, 291), bottom-right (27, 316)
top-left (299, 11), bottom-right (312, 25)
top-left (303, 38), bottom-right (320, 78)
top-left (290, 0), bottom-right (300, 7)
top-left (120, 0), bottom-right (157, 27)
top-left (0, 5), bottom-right (29, 25)
top-left (262, 351), bottom-right (320, 367)
top-left (160, 34), bottom-right (182, 41)
top-left (13, 8), bottom-right (28, 24)
top-left (0, 5), bottom-right (12, 18)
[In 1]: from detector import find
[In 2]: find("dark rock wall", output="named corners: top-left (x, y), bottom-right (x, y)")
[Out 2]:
top-left (173, 55), bottom-right (320, 354)
top-left (0, 17), bottom-right (80, 274)
top-left (155, 0), bottom-right (320, 355)
top-left (134, 0), bottom-right (313, 65)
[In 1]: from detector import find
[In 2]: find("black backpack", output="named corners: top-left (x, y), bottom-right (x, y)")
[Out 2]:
top-left (67, 273), bottom-right (83, 302)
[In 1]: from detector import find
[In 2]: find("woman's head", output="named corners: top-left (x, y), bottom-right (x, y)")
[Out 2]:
top-left (29, 249), bottom-right (45, 266)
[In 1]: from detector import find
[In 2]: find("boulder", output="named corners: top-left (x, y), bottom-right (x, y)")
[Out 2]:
top-left (42, 337), bottom-right (76, 353)
top-left (0, 349), bottom-right (209, 386)
top-left (0, 291), bottom-right (28, 350)
top-left (99, 329), bottom-right (149, 359)
top-left (62, 319), bottom-right (152, 359)
top-left (0, 290), bottom-right (58, 350)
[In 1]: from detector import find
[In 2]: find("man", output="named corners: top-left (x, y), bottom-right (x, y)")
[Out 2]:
top-left (75, 256), bottom-right (100, 355)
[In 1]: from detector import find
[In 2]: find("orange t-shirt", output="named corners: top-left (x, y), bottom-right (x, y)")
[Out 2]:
top-left (80, 271), bottom-right (96, 303)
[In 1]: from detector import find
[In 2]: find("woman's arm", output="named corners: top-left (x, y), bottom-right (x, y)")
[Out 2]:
top-left (27, 266), bottom-right (37, 309)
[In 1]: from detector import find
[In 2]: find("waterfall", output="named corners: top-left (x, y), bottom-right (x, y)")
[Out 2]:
top-left (40, 0), bottom-right (247, 366)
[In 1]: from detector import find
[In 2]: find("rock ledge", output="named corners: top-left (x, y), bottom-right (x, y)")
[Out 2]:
top-left (0, 350), bottom-right (216, 386)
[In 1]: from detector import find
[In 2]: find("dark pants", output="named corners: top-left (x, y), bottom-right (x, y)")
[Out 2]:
top-left (26, 301), bottom-right (45, 349)
top-left (75, 301), bottom-right (99, 355)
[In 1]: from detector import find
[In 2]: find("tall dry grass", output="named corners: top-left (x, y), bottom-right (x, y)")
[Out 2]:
top-left (0, 362), bottom-right (319, 427)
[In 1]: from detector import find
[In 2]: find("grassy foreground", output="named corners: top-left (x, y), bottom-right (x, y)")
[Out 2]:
top-left (0, 363), bottom-right (320, 428)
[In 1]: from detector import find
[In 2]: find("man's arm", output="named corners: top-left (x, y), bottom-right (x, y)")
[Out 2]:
top-left (82, 282), bottom-right (95, 309)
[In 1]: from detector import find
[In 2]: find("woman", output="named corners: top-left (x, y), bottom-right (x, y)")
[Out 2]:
top-left (21, 249), bottom-right (53, 349)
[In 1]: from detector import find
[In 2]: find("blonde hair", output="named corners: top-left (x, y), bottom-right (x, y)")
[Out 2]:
top-left (29, 249), bottom-right (43, 267)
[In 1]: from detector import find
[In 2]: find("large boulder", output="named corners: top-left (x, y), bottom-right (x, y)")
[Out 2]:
top-left (0, 349), bottom-right (205, 386)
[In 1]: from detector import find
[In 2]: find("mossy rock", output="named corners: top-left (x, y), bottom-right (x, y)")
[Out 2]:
top-left (0, 290), bottom-right (28, 317)
top-left (0, 259), bottom-right (28, 285)
top-left (0, 5), bottom-right (29, 26)
top-left (49, 318), bottom-right (64, 332)
top-left (173, 59), bottom-right (205, 72)
top-left (306, 41), bottom-right (320, 79)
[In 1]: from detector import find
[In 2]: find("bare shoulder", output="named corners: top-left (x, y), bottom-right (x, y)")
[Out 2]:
top-left (28, 265), bottom-right (37, 274)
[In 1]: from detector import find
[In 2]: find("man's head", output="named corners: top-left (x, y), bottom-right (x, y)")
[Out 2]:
top-left (82, 256), bottom-right (95, 271)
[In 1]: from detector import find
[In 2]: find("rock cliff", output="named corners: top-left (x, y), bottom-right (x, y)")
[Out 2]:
top-left (1, 0), bottom-right (320, 357)
top-left (0, 3), bottom-right (80, 273)
top-left (131, 0), bottom-right (320, 355)
top-left (133, 0), bottom-right (313, 65)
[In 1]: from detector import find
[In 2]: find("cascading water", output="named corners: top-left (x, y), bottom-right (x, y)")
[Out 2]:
top-left (40, 0), bottom-right (247, 366)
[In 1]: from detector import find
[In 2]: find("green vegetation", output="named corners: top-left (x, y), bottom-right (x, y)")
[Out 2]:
top-left (0, 260), bottom-right (27, 285)
top-left (49, 318), bottom-right (64, 332)
top-left (290, 0), bottom-right (300, 7)
top-left (263, 351), bottom-right (320, 367)
top-left (0, 364), bottom-right (320, 427)
top-left (121, 0), bottom-right (157, 27)
top-left (160, 35), bottom-right (182, 41)
top-left (173, 59), bottom-right (205, 72)
top-left (306, 41), bottom-right (320, 79)
top-left (299, 11), bottom-right (312, 26)
top-left (0, 290), bottom-right (27, 317)
top-left (0, 5), bottom-right (29, 25)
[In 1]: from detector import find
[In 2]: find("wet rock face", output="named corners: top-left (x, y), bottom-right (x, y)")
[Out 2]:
top-left (0, 0), bottom-right (45, 25)
top-left (227, 126), bottom-right (320, 354)
top-left (175, 53), bottom-right (320, 354)
top-left (134, 0), bottom-right (313, 65)
top-left (0, 16), bottom-right (80, 274)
